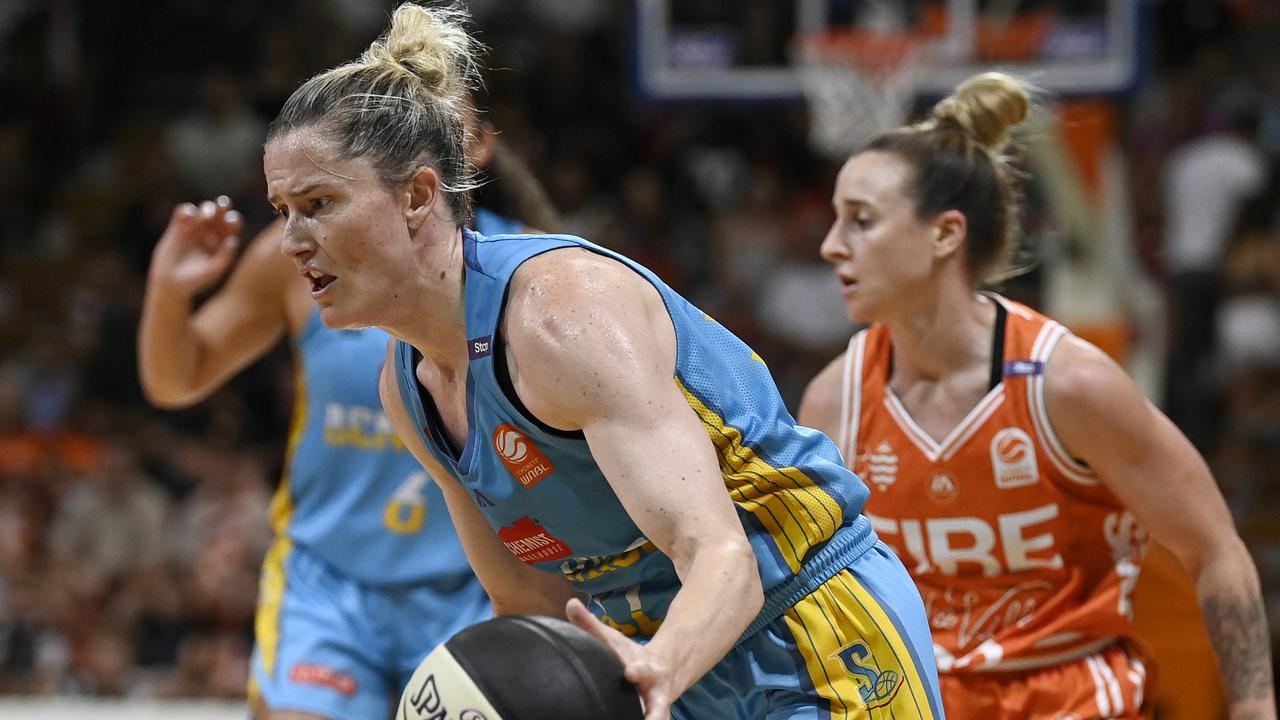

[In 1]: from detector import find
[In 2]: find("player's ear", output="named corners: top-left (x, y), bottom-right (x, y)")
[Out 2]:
top-left (931, 210), bottom-right (967, 261)
top-left (406, 166), bottom-right (442, 232)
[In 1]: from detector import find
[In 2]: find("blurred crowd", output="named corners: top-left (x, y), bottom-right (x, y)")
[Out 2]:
top-left (1, 0), bottom-right (1278, 701)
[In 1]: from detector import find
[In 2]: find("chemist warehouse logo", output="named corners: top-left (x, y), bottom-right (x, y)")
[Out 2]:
top-left (492, 423), bottom-right (555, 489)
top-left (498, 516), bottom-right (573, 564)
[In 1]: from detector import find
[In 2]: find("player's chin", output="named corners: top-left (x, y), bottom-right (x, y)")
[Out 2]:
top-left (316, 302), bottom-right (364, 330)
top-left (844, 297), bottom-right (879, 326)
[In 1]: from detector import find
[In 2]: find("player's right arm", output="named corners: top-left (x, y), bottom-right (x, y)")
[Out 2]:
top-left (138, 200), bottom-right (291, 408)
top-left (377, 343), bottom-right (578, 617)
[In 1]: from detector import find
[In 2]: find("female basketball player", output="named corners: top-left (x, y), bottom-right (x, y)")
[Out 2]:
top-left (263, 4), bottom-right (944, 719)
top-left (800, 72), bottom-right (1274, 719)
top-left (138, 99), bottom-right (546, 719)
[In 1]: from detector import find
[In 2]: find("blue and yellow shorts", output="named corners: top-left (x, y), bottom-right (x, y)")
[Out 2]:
top-left (675, 540), bottom-right (944, 719)
top-left (248, 538), bottom-right (490, 719)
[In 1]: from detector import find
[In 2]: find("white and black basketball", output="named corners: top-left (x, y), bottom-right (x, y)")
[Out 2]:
top-left (398, 615), bottom-right (645, 720)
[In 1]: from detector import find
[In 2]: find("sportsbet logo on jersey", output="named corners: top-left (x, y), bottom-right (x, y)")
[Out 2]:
top-left (492, 423), bottom-right (555, 488)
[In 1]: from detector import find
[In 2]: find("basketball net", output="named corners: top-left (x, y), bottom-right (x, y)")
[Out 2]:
top-left (795, 31), bottom-right (923, 160)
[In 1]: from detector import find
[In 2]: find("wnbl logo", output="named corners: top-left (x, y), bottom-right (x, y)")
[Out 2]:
top-left (991, 427), bottom-right (1039, 489)
top-left (492, 424), bottom-right (555, 488)
top-left (835, 642), bottom-right (901, 709)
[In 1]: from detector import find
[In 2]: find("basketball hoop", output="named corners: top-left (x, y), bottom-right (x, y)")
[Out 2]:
top-left (794, 30), bottom-right (924, 160)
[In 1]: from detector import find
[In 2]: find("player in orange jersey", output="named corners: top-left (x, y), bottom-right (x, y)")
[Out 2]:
top-left (800, 72), bottom-right (1275, 720)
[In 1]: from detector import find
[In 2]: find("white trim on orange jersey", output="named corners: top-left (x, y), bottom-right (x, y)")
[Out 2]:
top-left (883, 383), bottom-right (1006, 463)
top-left (1027, 322), bottom-right (1100, 486)
top-left (839, 330), bottom-right (866, 464)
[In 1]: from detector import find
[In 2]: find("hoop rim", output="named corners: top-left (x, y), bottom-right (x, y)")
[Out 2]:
top-left (793, 28), bottom-right (926, 73)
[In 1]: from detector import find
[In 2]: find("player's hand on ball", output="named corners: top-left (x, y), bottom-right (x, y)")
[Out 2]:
top-left (566, 598), bottom-right (673, 720)
top-left (150, 196), bottom-right (242, 297)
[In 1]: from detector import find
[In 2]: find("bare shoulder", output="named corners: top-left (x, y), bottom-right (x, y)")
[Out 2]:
top-left (1043, 332), bottom-right (1155, 458)
top-left (798, 351), bottom-right (848, 435)
top-left (509, 248), bottom-right (653, 311)
top-left (1043, 333), bottom-right (1139, 412)
top-left (503, 248), bottom-right (675, 428)
top-left (504, 248), bottom-right (664, 354)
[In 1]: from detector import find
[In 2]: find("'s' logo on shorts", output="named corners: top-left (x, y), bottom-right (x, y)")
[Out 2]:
top-left (289, 662), bottom-right (357, 696)
top-left (834, 642), bottom-right (901, 709)
top-left (492, 424), bottom-right (555, 488)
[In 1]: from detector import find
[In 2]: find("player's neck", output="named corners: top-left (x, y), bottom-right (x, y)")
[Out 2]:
top-left (382, 230), bottom-right (469, 371)
top-left (885, 283), bottom-right (994, 384)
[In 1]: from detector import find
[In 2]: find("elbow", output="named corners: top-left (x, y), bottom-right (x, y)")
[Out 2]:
top-left (737, 541), bottom-right (765, 613)
top-left (693, 536), bottom-right (763, 613)
top-left (139, 378), bottom-right (200, 410)
top-left (1182, 533), bottom-right (1260, 589)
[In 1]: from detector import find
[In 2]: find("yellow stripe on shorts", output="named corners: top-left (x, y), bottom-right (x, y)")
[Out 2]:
top-left (783, 569), bottom-right (937, 719)
top-left (255, 535), bottom-right (292, 677)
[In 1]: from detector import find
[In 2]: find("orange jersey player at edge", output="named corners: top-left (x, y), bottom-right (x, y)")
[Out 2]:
top-left (799, 72), bottom-right (1275, 720)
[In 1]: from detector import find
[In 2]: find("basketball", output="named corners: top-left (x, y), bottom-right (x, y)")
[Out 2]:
top-left (397, 615), bottom-right (644, 720)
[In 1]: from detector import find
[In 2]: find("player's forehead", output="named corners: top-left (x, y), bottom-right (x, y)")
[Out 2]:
top-left (834, 151), bottom-right (912, 207)
top-left (264, 127), bottom-right (369, 199)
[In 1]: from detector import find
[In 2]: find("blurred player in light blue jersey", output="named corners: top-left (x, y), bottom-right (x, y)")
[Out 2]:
top-left (264, 5), bottom-right (944, 719)
top-left (139, 104), bottom-right (555, 718)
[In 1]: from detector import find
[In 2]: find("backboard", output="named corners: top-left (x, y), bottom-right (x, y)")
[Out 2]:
top-left (634, 0), bottom-right (1144, 101)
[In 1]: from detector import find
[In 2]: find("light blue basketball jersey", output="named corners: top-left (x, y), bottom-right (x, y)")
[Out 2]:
top-left (393, 230), bottom-right (874, 637)
top-left (274, 212), bottom-right (518, 585)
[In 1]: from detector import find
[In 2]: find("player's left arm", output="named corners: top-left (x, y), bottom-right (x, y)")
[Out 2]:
top-left (503, 249), bottom-right (764, 720)
top-left (1046, 335), bottom-right (1276, 720)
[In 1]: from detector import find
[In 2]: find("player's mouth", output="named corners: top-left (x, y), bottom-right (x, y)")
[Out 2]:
top-left (303, 268), bottom-right (338, 297)
top-left (836, 273), bottom-right (858, 298)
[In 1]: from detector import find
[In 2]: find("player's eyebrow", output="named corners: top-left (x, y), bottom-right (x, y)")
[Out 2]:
top-left (834, 197), bottom-right (869, 212)
top-left (267, 181), bottom-right (328, 205)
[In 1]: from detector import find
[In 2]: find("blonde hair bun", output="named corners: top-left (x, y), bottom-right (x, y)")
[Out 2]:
top-left (361, 3), bottom-right (477, 97)
top-left (931, 72), bottom-right (1030, 150)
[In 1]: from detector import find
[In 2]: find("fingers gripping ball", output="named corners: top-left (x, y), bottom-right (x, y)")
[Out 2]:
top-left (398, 615), bottom-right (645, 720)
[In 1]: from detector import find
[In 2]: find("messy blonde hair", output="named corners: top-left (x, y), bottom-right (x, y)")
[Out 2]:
top-left (267, 3), bottom-right (482, 225)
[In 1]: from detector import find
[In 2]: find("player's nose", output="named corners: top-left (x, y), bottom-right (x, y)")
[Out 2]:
top-left (280, 216), bottom-right (315, 261)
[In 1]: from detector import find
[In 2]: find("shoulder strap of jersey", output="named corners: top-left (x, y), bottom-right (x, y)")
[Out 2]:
top-left (1024, 316), bottom-right (1100, 486)
top-left (838, 329), bottom-right (871, 463)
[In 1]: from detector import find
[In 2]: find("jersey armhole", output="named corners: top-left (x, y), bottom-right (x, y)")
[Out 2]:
top-left (1027, 323), bottom-right (1099, 486)
top-left (489, 274), bottom-right (585, 441)
top-left (490, 325), bottom-right (585, 440)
